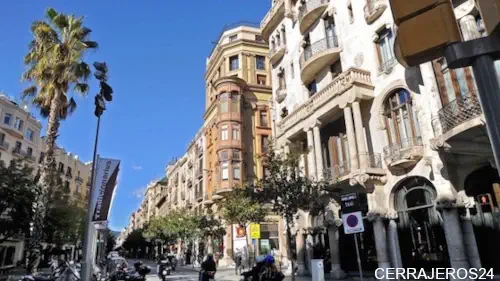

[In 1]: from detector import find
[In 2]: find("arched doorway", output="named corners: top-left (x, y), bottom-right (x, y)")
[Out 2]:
top-left (394, 176), bottom-right (450, 269)
top-left (464, 165), bottom-right (500, 273)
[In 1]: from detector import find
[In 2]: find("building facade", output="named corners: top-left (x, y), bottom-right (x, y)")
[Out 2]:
top-left (262, 0), bottom-right (498, 276)
top-left (202, 24), bottom-right (287, 266)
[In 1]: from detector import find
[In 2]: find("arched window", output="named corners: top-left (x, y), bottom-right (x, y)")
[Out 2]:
top-left (384, 88), bottom-right (421, 147)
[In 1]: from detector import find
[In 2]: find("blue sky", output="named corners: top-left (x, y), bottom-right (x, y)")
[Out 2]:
top-left (0, 1), bottom-right (269, 231)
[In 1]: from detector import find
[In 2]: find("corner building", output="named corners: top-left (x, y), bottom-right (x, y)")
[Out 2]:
top-left (203, 24), bottom-right (286, 266)
top-left (262, 0), bottom-right (499, 277)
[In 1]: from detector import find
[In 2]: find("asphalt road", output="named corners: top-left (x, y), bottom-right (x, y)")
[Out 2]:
top-left (134, 260), bottom-right (201, 281)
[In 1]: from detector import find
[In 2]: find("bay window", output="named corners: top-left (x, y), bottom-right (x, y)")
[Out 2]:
top-left (221, 125), bottom-right (229, 141)
top-left (232, 124), bottom-right (240, 140)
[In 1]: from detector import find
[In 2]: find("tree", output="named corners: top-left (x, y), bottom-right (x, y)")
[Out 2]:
top-left (221, 189), bottom-right (267, 263)
top-left (196, 214), bottom-right (226, 254)
top-left (0, 160), bottom-right (39, 244)
top-left (21, 8), bottom-right (98, 266)
top-left (123, 229), bottom-right (149, 258)
top-left (244, 143), bottom-right (326, 281)
top-left (104, 228), bottom-right (117, 254)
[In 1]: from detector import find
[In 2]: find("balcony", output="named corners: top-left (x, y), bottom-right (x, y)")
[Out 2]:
top-left (300, 36), bottom-right (340, 84)
top-left (269, 45), bottom-right (286, 65)
top-left (196, 168), bottom-right (203, 179)
top-left (0, 140), bottom-right (9, 151)
top-left (276, 67), bottom-right (373, 138)
top-left (203, 193), bottom-right (214, 205)
top-left (215, 187), bottom-right (232, 196)
top-left (261, 0), bottom-right (285, 42)
top-left (378, 57), bottom-right (397, 74)
top-left (66, 172), bottom-right (73, 179)
top-left (187, 178), bottom-right (193, 188)
top-left (323, 163), bottom-right (350, 183)
top-left (438, 92), bottom-right (482, 134)
top-left (364, 0), bottom-right (387, 24)
top-left (383, 137), bottom-right (424, 169)
top-left (275, 86), bottom-right (287, 104)
top-left (195, 187), bottom-right (203, 202)
top-left (75, 176), bottom-right (84, 185)
top-left (299, 0), bottom-right (330, 34)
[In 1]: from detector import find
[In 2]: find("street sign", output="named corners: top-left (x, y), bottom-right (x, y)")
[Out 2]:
top-left (250, 223), bottom-right (261, 239)
top-left (341, 193), bottom-right (361, 213)
top-left (342, 211), bottom-right (365, 234)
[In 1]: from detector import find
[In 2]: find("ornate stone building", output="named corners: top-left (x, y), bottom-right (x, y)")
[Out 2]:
top-left (262, 0), bottom-right (498, 276)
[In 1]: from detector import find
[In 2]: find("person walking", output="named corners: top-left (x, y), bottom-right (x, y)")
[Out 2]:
top-left (200, 254), bottom-right (217, 281)
top-left (235, 253), bottom-right (242, 275)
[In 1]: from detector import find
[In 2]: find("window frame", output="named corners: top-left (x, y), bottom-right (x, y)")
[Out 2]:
top-left (221, 162), bottom-right (229, 180)
top-left (221, 124), bottom-right (229, 141)
top-left (233, 164), bottom-right (241, 180)
top-left (232, 124), bottom-right (240, 140)
top-left (256, 55), bottom-right (266, 70)
top-left (376, 28), bottom-right (395, 66)
top-left (229, 55), bottom-right (239, 71)
top-left (3, 113), bottom-right (11, 125)
top-left (257, 74), bottom-right (267, 85)
top-left (261, 135), bottom-right (270, 154)
top-left (260, 111), bottom-right (269, 127)
top-left (383, 88), bottom-right (420, 146)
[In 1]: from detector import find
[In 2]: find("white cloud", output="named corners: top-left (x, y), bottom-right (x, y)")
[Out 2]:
top-left (132, 164), bottom-right (142, 171)
top-left (131, 186), bottom-right (146, 199)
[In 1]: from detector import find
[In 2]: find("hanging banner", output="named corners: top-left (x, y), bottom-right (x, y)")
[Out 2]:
top-left (92, 157), bottom-right (120, 222)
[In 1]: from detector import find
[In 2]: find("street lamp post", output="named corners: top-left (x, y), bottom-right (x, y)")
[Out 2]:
top-left (81, 62), bottom-right (113, 281)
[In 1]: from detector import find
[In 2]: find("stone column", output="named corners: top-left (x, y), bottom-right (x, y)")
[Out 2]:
top-left (352, 101), bottom-right (368, 168)
top-left (313, 122), bottom-right (324, 180)
top-left (437, 199), bottom-right (472, 281)
top-left (459, 15), bottom-right (481, 41)
top-left (387, 217), bottom-right (403, 269)
top-left (285, 0), bottom-right (293, 18)
top-left (241, 53), bottom-right (248, 81)
top-left (296, 229), bottom-right (307, 275)
top-left (326, 219), bottom-right (346, 279)
top-left (306, 128), bottom-right (317, 179)
top-left (343, 106), bottom-right (359, 170)
top-left (305, 231), bottom-right (314, 275)
top-left (461, 207), bottom-right (482, 269)
top-left (284, 141), bottom-right (290, 156)
top-left (370, 215), bottom-right (391, 274)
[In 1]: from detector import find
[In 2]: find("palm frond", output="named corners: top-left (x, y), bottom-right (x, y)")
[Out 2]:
top-left (77, 62), bottom-right (91, 80)
top-left (73, 83), bottom-right (89, 94)
top-left (22, 86), bottom-right (37, 99)
top-left (52, 13), bottom-right (69, 30)
top-left (45, 8), bottom-right (57, 21)
top-left (83, 41), bottom-right (98, 49)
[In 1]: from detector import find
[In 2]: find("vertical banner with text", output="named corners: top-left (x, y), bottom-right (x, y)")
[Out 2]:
top-left (92, 157), bottom-right (120, 222)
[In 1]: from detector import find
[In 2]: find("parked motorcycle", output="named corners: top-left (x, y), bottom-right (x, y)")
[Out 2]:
top-left (111, 261), bottom-right (151, 281)
top-left (20, 261), bottom-right (79, 281)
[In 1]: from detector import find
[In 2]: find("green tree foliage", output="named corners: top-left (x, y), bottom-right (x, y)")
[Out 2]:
top-left (221, 189), bottom-right (268, 227)
top-left (197, 214), bottom-right (226, 241)
top-left (0, 160), bottom-right (39, 244)
top-left (245, 143), bottom-right (327, 281)
top-left (104, 228), bottom-right (117, 254)
top-left (123, 229), bottom-right (149, 253)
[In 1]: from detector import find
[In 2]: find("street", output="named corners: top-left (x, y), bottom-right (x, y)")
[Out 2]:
top-left (136, 260), bottom-right (239, 281)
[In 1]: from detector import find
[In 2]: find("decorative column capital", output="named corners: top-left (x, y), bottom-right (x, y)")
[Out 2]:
top-left (324, 218), bottom-right (342, 228)
top-left (385, 210), bottom-right (399, 220)
top-left (366, 211), bottom-right (386, 222)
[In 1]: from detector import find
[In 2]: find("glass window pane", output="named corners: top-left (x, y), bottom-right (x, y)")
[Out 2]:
top-left (443, 71), bottom-right (456, 102)
top-left (455, 68), bottom-right (469, 96)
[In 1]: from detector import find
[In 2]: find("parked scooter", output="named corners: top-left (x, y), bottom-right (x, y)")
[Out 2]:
top-left (111, 261), bottom-right (151, 281)
top-left (166, 254), bottom-right (176, 272)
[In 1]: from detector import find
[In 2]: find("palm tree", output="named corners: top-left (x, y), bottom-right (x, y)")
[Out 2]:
top-left (21, 7), bottom-right (97, 273)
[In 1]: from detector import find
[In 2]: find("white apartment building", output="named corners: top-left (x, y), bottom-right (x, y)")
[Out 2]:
top-left (261, 0), bottom-right (498, 276)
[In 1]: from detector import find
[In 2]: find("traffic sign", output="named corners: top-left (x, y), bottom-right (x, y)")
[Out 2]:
top-left (250, 223), bottom-right (261, 239)
top-left (342, 211), bottom-right (365, 234)
top-left (341, 193), bottom-right (361, 213)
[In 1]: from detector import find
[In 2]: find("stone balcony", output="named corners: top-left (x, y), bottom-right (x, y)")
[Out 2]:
top-left (300, 35), bottom-right (340, 84)
top-left (299, 0), bottom-right (330, 34)
top-left (0, 140), bottom-right (9, 151)
top-left (261, 0), bottom-right (285, 42)
top-left (383, 137), bottom-right (424, 169)
top-left (363, 0), bottom-right (387, 25)
top-left (275, 86), bottom-right (287, 104)
top-left (269, 45), bottom-right (286, 65)
top-left (276, 67), bottom-right (374, 138)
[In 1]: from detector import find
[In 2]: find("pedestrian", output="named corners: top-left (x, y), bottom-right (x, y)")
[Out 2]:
top-left (235, 253), bottom-right (242, 275)
top-left (259, 255), bottom-right (284, 281)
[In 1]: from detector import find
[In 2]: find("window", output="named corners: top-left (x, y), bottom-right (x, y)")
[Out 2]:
top-left (231, 95), bottom-right (239, 112)
top-left (3, 113), bottom-right (11, 125)
top-left (233, 165), bottom-right (241, 180)
top-left (26, 129), bottom-right (34, 141)
top-left (307, 80), bottom-right (317, 96)
top-left (14, 117), bottom-right (23, 131)
top-left (278, 71), bottom-right (286, 89)
top-left (232, 125), bottom-right (240, 140)
top-left (331, 60), bottom-right (343, 78)
top-left (220, 151), bottom-right (229, 161)
top-left (324, 16), bottom-right (337, 47)
top-left (384, 89), bottom-right (421, 147)
top-left (256, 56), bottom-right (266, 70)
top-left (233, 150), bottom-right (241, 160)
top-left (0, 133), bottom-right (5, 143)
top-left (67, 167), bottom-right (72, 176)
top-left (261, 135), bottom-right (269, 154)
top-left (229, 55), bottom-right (239, 71)
top-left (255, 35), bottom-right (264, 42)
top-left (433, 58), bottom-right (477, 106)
top-left (27, 147), bottom-right (33, 156)
top-left (221, 162), bottom-right (229, 180)
top-left (281, 27), bottom-right (287, 45)
top-left (257, 75), bottom-right (267, 85)
top-left (259, 223), bottom-right (280, 253)
top-left (39, 152), bottom-right (45, 164)
top-left (65, 181), bottom-right (70, 189)
top-left (14, 141), bottom-right (21, 153)
top-left (376, 28), bottom-right (396, 69)
top-left (59, 162), bottom-right (65, 173)
top-left (229, 34), bottom-right (238, 42)
top-left (221, 125), bottom-right (229, 141)
top-left (260, 111), bottom-right (269, 127)
top-left (220, 93), bottom-right (230, 113)
top-left (3, 246), bottom-right (15, 266)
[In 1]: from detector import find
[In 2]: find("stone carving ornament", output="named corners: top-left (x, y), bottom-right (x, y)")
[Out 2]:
top-left (354, 52), bottom-right (364, 67)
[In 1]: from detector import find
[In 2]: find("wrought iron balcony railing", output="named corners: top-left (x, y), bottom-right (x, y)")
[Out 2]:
top-left (323, 163), bottom-right (350, 182)
top-left (383, 137), bottom-right (423, 163)
top-left (299, 0), bottom-right (330, 21)
top-left (438, 92), bottom-right (482, 133)
top-left (378, 57), bottom-right (397, 73)
top-left (367, 153), bottom-right (383, 168)
top-left (300, 36), bottom-right (339, 67)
